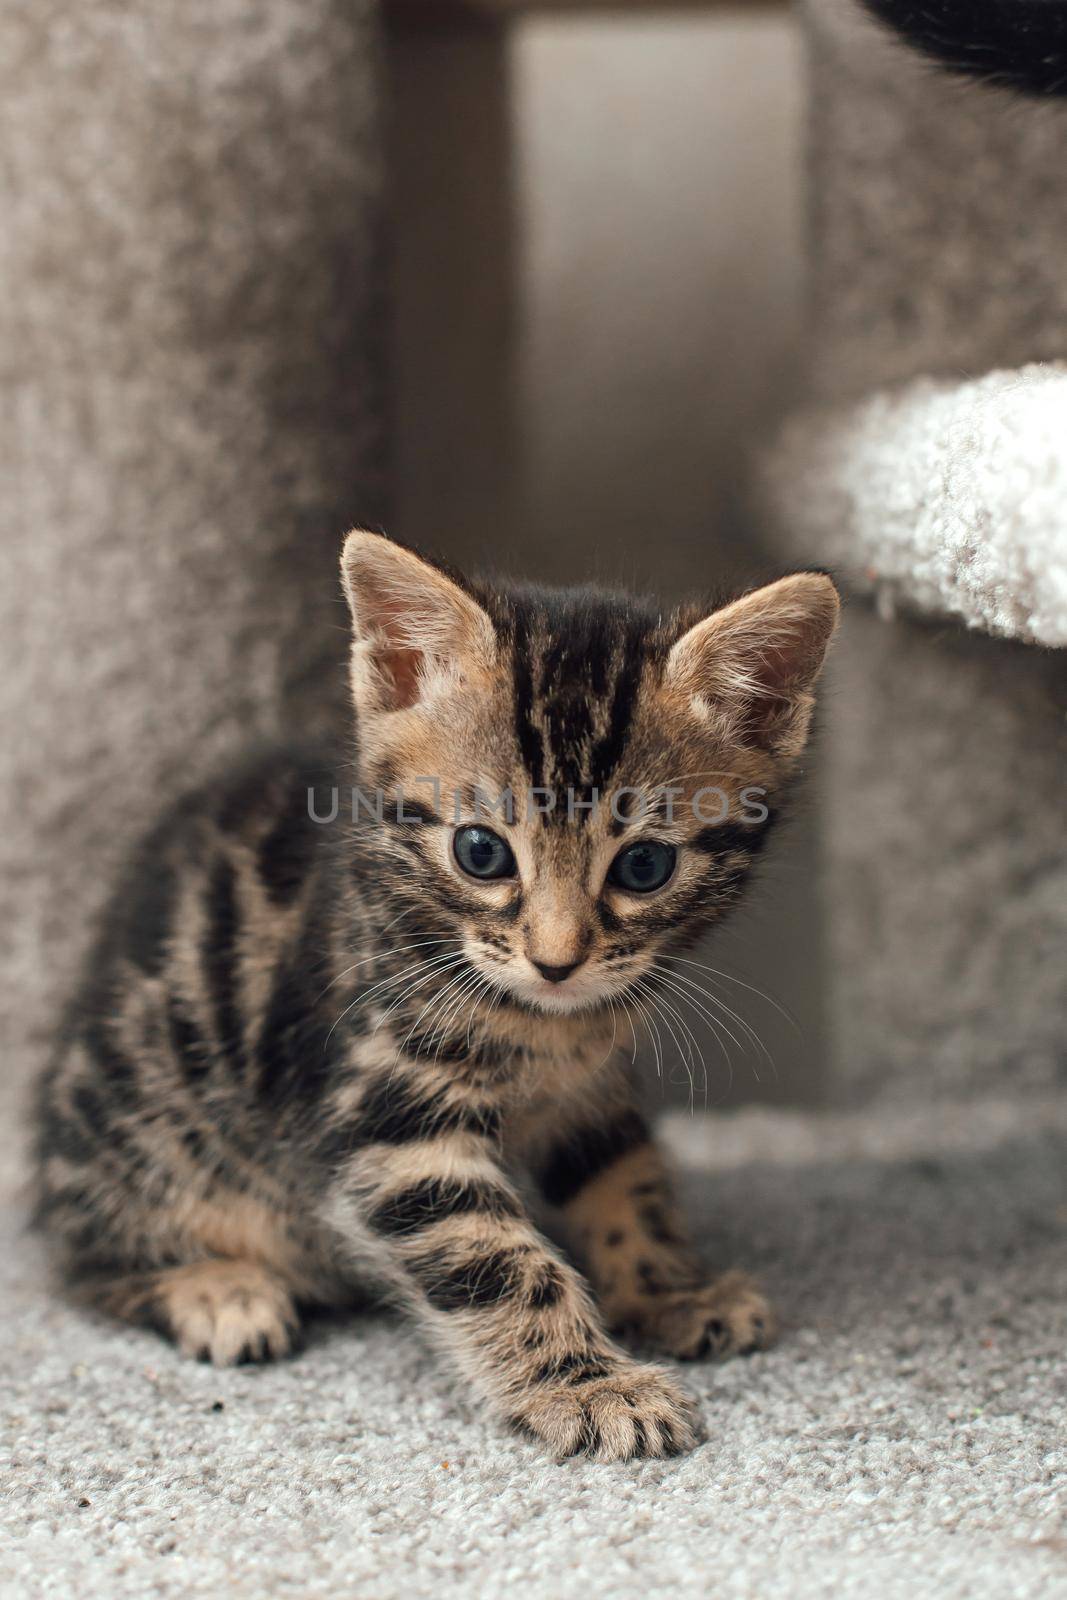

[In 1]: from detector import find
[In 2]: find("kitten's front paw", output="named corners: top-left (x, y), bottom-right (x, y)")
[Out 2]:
top-left (633, 1270), bottom-right (776, 1362)
top-left (511, 1359), bottom-right (699, 1462)
top-left (154, 1260), bottom-right (301, 1366)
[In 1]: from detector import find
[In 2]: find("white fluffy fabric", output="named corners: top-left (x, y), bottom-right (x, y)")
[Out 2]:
top-left (763, 364), bottom-right (1067, 647)
top-left (4, 1096), bottom-right (1067, 1599)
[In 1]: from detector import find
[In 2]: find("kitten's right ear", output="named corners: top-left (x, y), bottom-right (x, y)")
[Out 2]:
top-left (340, 531), bottom-right (495, 713)
top-left (665, 572), bottom-right (839, 762)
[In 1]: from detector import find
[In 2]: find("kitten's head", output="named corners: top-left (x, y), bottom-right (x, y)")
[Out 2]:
top-left (341, 532), bottom-right (838, 1018)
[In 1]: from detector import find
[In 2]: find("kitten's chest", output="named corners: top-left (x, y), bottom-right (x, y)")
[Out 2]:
top-left (344, 1013), bottom-right (610, 1090)
top-left (514, 1032), bottom-right (616, 1098)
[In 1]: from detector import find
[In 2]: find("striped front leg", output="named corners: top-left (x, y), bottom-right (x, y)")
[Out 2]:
top-left (318, 1066), bottom-right (697, 1461)
top-left (534, 1102), bottom-right (776, 1361)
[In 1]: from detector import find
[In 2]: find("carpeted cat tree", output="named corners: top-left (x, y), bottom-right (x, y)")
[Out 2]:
top-left (0, 2), bottom-right (383, 1121)
top-left (761, 0), bottom-right (1067, 1103)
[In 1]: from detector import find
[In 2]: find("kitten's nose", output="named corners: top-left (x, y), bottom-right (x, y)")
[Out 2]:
top-left (532, 958), bottom-right (583, 984)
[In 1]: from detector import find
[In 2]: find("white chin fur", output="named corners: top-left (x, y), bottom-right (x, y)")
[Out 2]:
top-left (505, 973), bottom-right (616, 1016)
top-left (468, 952), bottom-right (630, 1016)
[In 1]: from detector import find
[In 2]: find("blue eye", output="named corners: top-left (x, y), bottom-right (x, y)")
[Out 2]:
top-left (453, 825), bottom-right (516, 881)
top-left (607, 840), bottom-right (676, 894)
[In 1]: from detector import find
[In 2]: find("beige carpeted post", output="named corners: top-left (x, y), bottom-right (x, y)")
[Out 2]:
top-left (0, 2), bottom-right (384, 1108)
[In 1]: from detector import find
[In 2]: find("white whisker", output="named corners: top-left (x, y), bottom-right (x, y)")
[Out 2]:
top-left (653, 962), bottom-right (775, 1076)
top-left (647, 963), bottom-right (751, 1063)
top-left (430, 969), bottom-right (490, 1064)
top-left (395, 964), bottom-right (476, 1058)
top-left (314, 933), bottom-right (463, 1007)
top-left (664, 953), bottom-right (798, 1033)
top-left (370, 954), bottom-right (470, 1035)
top-left (625, 986), bottom-right (663, 1081)
top-left (633, 978), bottom-right (699, 1112)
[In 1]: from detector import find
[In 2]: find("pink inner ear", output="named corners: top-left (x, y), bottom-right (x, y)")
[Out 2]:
top-left (344, 532), bottom-right (494, 715)
top-left (751, 628), bottom-right (819, 702)
top-left (735, 647), bottom-right (801, 742)
top-left (670, 576), bottom-right (838, 755)
top-left (377, 643), bottom-right (422, 711)
top-left (728, 625), bottom-right (828, 746)
top-left (371, 588), bottom-right (425, 711)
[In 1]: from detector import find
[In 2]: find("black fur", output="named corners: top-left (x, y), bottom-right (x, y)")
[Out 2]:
top-left (537, 1109), bottom-right (650, 1208)
top-left (495, 585), bottom-right (660, 801)
top-left (413, 1248), bottom-right (525, 1312)
top-left (862, 0), bottom-right (1067, 97)
top-left (367, 1178), bottom-right (521, 1238)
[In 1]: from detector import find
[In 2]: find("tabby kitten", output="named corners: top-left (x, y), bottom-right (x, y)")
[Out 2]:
top-left (34, 532), bottom-right (838, 1463)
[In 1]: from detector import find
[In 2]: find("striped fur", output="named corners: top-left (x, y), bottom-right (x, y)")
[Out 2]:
top-left (33, 533), bottom-right (837, 1462)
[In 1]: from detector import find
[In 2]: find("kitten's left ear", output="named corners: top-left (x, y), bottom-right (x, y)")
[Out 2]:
top-left (666, 573), bottom-right (840, 760)
top-left (341, 531), bottom-right (495, 713)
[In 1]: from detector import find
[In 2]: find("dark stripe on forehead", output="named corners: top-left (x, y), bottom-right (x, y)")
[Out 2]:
top-left (543, 696), bottom-right (594, 793)
top-left (543, 610), bottom-right (633, 793)
top-left (511, 609), bottom-right (546, 790)
top-left (500, 583), bottom-right (661, 801)
top-left (539, 625), bottom-right (599, 791)
top-left (589, 643), bottom-right (643, 791)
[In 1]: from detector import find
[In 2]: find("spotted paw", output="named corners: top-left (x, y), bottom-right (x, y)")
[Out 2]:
top-left (511, 1357), bottom-right (699, 1462)
top-left (639, 1270), bottom-right (776, 1361)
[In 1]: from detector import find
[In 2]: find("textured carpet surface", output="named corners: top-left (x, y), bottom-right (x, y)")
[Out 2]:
top-left (3, 1095), bottom-right (1066, 1599)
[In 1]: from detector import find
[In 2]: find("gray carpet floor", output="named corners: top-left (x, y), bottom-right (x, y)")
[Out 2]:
top-left (2, 1094), bottom-right (1066, 1599)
